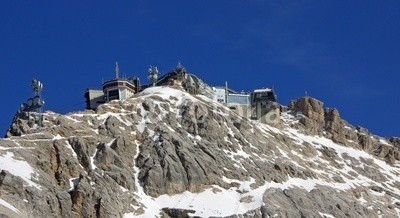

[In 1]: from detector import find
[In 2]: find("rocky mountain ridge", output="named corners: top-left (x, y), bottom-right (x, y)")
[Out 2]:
top-left (1, 85), bottom-right (400, 217)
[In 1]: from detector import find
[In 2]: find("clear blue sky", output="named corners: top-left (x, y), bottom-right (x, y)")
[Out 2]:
top-left (1, 1), bottom-right (399, 137)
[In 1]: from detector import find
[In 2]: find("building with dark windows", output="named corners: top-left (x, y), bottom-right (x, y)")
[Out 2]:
top-left (84, 62), bottom-right (139, 110)
top-left (250, 88), bottom-right (279, 123)
top-left (213, 85), bottom-right (279, 124)
top-left (102, 78), bottom-right (136, 102)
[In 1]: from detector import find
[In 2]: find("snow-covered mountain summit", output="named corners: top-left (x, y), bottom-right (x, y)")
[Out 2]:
top-left (1, 84), bottom-right (400, 217)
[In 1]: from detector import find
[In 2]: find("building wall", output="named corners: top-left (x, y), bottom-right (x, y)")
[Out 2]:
top-left (120, 89), bottom-right (135, 101)
top-left (214, 88), bottom-right (226, 103)
top-left (119, 89), bottom-right (125, 100)
top-left (126, 89), bottom-right (134, 99)
top-left (85, 89), bottom-right (104, 110)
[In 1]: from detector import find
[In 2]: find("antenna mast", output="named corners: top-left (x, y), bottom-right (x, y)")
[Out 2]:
top-left (19, 79), bottom-right (45, 127)
top-left (115, 62), bottom-right (119, 79)
top-left (148, 65), bottom-right (159, 87)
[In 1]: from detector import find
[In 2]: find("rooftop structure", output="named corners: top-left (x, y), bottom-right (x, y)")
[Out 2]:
top-left (251, 88), bottom-right (277, 103)
top-left (213, 82), bottom-right (279, 124)
top-left (84, 62), bottom-right (138, 110)
top-left (102, 78), bottom-right (136, 102)
top-left (254, 88), bottom-right (272, 93)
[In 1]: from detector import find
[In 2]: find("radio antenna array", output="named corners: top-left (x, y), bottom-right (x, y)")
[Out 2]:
top-left (148, 65), bottom-right (159, 87)
top-left (20, 78), bottom-right (45, 127)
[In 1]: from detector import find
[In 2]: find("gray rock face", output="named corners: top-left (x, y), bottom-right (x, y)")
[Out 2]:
top-left (1, 86), bottom-right (399, 217)
top-left (289, 96), bottom-right (400, 163)
top-left (262, 186), bottom-right (395, 218)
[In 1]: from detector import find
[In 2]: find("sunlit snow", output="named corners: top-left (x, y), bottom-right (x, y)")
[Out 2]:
top-left (0, 152), bottom-right (40, 189)
top-left (0, 198), bottom-right (21, 214)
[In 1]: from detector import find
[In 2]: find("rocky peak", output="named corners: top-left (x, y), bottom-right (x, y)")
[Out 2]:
top-left (288, 96), bottom-right (400, 164)
top-left (288, 97), bottom-right (344, 136)
top-left (289, 97), bottom-right (325, 123)
top-left (1, 86), bottom-right (400, 217)
top-left (288, 96), bottom-right (343, 127)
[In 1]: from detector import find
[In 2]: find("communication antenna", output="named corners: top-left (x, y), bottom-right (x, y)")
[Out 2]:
top-left (32, 79), bottom-right (43, 96)
top-left (148, 65), bottom-right (159, 87)
top-left (115, 62), bottom-right (120, 79)
top-left (22, 78), bottom-right (45, 127)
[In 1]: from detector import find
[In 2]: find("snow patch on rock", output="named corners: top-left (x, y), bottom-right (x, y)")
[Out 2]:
top-left (0, 152), bottom-right (40, 189)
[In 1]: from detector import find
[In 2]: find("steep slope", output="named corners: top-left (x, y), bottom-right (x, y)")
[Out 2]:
top-left (1, 85), bottom-right (400, 217)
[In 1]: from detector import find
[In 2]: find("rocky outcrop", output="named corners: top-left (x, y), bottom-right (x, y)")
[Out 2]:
top-left (288, 96), bottom-right (400, 163)
top-left (289, 97), bottom-right (325, 124)
top-left (390, 137), bottom-right (400, 148)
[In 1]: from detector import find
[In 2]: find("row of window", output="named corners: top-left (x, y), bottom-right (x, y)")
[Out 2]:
top-left (103, 81), bottom-right (135, 92)
top-left (251, 91), bottom-right (276, 102)
top-left (227, 95), bottom-right (250, 105)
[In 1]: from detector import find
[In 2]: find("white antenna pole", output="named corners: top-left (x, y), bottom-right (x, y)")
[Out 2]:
top-left (115, 62), bottom-right (119, 79)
